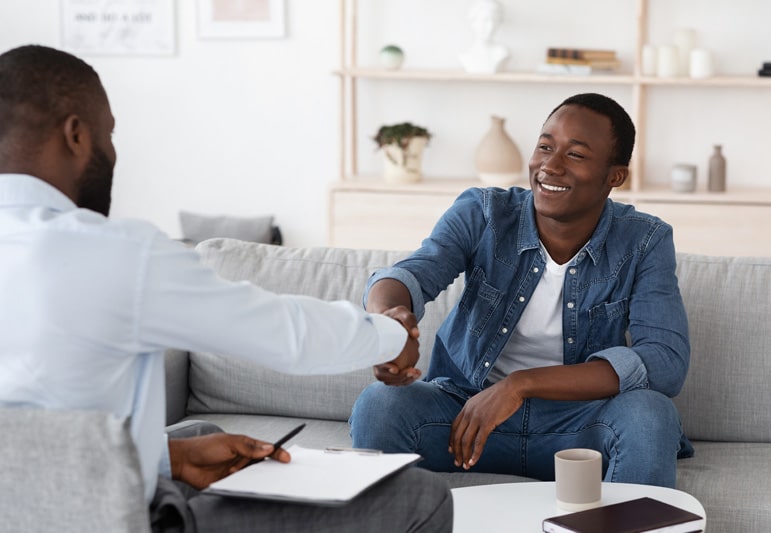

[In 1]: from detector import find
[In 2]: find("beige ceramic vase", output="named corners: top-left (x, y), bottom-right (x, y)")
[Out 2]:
top-left (474, 115), bottom-right (523, 187)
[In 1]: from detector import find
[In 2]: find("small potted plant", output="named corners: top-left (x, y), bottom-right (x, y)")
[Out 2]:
top-left (373, 122), bottom-right (431, 184)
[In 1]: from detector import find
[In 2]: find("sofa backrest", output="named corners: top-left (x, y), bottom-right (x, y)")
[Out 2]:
top-left (673, 253), bottom-right (771, 443)
top-left (189, 240), bottom-right (771, 443)
top-left (188, 239), bottom-right (463, 421)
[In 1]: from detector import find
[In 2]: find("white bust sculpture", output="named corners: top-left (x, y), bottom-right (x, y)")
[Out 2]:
top-left (459, 0), bottom-right (509, 74)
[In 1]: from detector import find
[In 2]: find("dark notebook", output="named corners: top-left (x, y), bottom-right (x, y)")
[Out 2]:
top-left (542, 496), bottom-right (704, 533)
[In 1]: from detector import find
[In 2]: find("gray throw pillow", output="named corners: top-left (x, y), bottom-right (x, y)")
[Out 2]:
top-left (179, 211), bottom-right (274, 245)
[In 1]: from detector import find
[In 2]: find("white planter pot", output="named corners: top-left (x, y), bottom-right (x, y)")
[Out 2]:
top-left (382, 137), bottom-right (428, 184)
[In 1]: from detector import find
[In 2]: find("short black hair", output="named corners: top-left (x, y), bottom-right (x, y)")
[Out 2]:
top-left (548, 93), bottom-right (636, 166)
top-left (0, 45), bottom-right (104, 149)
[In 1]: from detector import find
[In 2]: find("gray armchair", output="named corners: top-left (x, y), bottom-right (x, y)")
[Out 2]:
top-left (0, 408), bottom-right (150, 533)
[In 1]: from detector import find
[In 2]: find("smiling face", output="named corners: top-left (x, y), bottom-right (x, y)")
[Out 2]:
top-left (528, 104), bottom-right (628, 232)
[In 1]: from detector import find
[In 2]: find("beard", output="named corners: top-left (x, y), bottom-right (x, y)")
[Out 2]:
top-left (75, 145), bottom-right (114, 217)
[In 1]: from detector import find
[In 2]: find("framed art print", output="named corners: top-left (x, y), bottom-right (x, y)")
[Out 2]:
top-left (197, 0), bottom-right (286, 39)
top-left (60, 0), bottom-right (175, 56)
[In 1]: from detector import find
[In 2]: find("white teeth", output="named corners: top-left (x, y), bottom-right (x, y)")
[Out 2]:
top-left (540, 183), bottom-right (569, 192)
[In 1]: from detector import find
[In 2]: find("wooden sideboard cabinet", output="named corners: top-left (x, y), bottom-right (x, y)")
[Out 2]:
top-left (330, 181), bottom-right (771, 256)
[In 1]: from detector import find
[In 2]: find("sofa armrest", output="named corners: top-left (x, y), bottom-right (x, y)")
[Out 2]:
top-left (164, 349), bottom-right (190, 425)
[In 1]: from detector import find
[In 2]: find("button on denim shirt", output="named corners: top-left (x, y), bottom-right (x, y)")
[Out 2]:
top-left (364, 187), bottom-right (690, 400)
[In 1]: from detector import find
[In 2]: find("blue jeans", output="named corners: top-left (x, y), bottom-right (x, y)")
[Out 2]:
top-left (350, 381), bottom-right (689, 488)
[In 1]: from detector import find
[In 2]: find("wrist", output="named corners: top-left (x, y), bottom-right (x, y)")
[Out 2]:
top-left (167, 439), bottom-right (185, 480)
top-left (505, 370), bottom-right (533, 399)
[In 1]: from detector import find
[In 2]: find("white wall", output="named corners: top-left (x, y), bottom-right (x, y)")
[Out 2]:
top-left (1, 1), bottom-right (769, 246)
top-left (0, 0), bottom-right (339, 246)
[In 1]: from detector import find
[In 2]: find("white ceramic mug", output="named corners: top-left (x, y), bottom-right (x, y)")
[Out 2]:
top-left (554, 448), bottom-right (602, 511)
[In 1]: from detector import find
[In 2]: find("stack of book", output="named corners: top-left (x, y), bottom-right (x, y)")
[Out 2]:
top-left (538, 48), bottom-right (621, 75)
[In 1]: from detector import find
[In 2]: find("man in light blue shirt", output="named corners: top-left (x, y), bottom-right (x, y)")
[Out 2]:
top-left (351, 93), bottom-right (693, 488)
top-left (0, 45), bottom-right (449, 532)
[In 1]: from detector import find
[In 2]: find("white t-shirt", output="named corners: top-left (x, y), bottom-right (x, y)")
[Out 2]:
top-left (487, 244), bottom-right (571, 382)
top-left (0, 174), bottom-right (407, 503)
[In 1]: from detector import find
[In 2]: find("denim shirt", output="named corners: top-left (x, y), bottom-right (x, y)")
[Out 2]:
top-left (365, 187), bottom-right (690, 400)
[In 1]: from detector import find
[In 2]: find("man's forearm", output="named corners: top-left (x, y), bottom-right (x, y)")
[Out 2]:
top-left (365, 278), bottom-right (413, 313)
top-left (509, 359), bottom-right (620, 401)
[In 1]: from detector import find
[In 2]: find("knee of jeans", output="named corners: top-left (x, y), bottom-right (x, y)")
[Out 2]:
top-left (351, 382), bottom-right (398, 423)
top-left (607, 389), bottom-right (680, 435)
top-left (350, 382), bottom-right (421, 436)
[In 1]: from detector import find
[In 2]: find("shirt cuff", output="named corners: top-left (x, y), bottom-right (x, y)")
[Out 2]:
top-left (159, 433), bottom-right (172, 479)
top-left (588, 346), bottom-right (649, 393)
top-left (367, 313), bottom-right (408, 362)
top-left (364, 266), bottom-right (426, 321)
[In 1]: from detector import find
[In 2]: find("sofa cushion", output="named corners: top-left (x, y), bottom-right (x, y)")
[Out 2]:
top-left (676, 441), bottom-right (771, 532)
top-left (673, 253), bottom-right (771, 442)
top-left (187, 239), bottom-right (463, 421)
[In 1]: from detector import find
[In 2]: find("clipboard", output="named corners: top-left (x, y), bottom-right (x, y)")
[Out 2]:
top-left (204, 445), bottom-right (422, 506)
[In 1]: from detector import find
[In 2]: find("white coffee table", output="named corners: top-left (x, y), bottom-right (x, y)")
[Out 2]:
top-left (451, 481), bottom-right (706, 532)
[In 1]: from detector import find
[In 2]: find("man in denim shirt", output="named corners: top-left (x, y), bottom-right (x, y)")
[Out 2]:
top-left (350, 93), bottom-right (693, 487)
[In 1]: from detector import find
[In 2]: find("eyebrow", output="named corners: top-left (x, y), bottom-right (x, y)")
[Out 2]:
top-left (539, 132), bottom-right (592, 151)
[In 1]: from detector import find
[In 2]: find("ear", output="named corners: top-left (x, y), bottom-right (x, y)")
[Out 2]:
top-left (61, 114), bottom-right (91, 160)
top-left (608, 166), bottom-right (629, 189)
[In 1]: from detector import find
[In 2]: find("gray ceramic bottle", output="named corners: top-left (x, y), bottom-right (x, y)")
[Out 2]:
top-left (708, 145), bottom-right (726, 192)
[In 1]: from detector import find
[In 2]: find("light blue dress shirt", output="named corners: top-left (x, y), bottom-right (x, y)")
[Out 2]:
top-left (0, 174), bottom-right (406, 503)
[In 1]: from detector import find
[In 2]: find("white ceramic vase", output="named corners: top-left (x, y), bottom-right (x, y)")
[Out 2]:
top-left (382, 137), bottom-right (428, 184)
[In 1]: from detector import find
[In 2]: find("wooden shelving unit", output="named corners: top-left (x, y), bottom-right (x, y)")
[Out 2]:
top-left (330, 0), bottom-right (771, 256)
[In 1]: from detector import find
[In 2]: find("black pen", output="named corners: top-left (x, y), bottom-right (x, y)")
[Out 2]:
top-left (246, 423), bottom-right (306, 466)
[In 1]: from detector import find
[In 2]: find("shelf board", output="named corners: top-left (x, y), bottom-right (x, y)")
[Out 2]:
top-left (336, 68), bottom-right (771, 89)
top-left (332, 178), bottom-right (771, 206)
top-left (640, 75), bottom-right (771, 88)
top-left (335, 67), bottom-right (635, 85)
top-left (331, 177), bottom-right (483, 194)
top-left (614, 187), bottom-right (771, 205)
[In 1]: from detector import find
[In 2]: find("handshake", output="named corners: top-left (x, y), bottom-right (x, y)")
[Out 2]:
top-left (373, 305), bottom-right (422, 387)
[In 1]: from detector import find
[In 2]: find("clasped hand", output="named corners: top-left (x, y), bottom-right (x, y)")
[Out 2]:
top-left (169, 433), bottom-right (291, 489)
top-left (373, 305), bottom-right (422, 387)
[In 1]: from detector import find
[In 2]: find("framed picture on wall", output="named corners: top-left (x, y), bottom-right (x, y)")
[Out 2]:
top-left (60, 0), bottom-right (175, 56)
top-left (197, 0), bottom-right (286, 39)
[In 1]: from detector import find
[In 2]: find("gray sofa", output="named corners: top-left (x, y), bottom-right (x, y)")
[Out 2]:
top-left (165, 239), bottom-right (771, 532)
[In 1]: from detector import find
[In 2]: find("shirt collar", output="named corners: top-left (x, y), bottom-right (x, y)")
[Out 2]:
top-left (518, 192), bottom-right (613, 266)
top-left (0, 174), bottom-right (77, 213)
top-left (516, 193), bottom-right (541, 253)
top-left (583, 199), bottom-right (613, 265)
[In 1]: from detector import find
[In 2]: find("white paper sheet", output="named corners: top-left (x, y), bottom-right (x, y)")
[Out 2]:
top-left (205, 445), bottom-right (421, 506)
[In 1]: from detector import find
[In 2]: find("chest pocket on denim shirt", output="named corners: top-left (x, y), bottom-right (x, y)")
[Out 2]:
top-left (587, 299), bottom-right (629, 352)
top-left (458, 266), bottom-right (502, 337)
